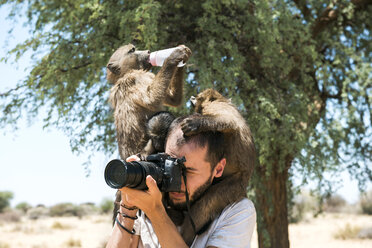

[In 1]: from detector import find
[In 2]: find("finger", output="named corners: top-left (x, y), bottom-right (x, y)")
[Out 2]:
top-left (146, 175), bottom-right (159, 193)
top-left (126, 155), bottom-right (140, 162)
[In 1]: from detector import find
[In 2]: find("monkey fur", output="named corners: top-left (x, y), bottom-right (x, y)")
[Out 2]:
top-left (107, 44), bottom-right (191, 224)
top-left (180, 89), bottom-right (256, 245)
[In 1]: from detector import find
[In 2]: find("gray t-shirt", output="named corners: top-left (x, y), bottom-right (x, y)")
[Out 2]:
top-left (134, 198), bottom-right (256, 248)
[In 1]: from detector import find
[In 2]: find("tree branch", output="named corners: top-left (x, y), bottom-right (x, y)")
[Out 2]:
top-left (293, 0), bottom-right (312, 21)
top-left (58, 62), bottom-right (91, 73)
top-left (0, 84), bottom-right (25, 97)
top-left (312, 0), bottom-right (372, 38)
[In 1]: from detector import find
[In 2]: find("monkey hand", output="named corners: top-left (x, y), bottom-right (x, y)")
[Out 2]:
top-left (165, 45), bottom-right (192, 66)
top-left (181, 117), bottom-right (203, 137)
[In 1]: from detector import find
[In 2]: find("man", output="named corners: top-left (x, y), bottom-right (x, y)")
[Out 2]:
top-left (106, 117), bottom-right (256, 248)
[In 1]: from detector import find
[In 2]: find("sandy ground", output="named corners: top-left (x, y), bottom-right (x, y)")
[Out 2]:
top-left (0, 213), bottom-right (371, 248)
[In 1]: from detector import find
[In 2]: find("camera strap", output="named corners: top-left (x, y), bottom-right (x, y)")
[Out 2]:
top-left (181, 163), bottom-right (196, 235)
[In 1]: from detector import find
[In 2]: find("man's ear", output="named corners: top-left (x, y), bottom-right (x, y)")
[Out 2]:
top-left (214, 158), bottom-right (226, 178)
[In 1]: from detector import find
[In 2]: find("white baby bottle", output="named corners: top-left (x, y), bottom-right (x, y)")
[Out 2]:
top-left (149, 47), bottom-right (185, 67)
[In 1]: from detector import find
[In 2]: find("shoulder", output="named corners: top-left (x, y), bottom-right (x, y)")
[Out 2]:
top-left (220, 198), bottom-right (256, 220)
top-left (197, 198), bottom-right (256, 248)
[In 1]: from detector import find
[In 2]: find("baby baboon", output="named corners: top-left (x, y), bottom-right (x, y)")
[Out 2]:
top-left (107, 44), bottom-right (191, 224)
top-left (180, 89), bottom-right (256, 244)
top-left (141, 111), bottom-right (175, 157)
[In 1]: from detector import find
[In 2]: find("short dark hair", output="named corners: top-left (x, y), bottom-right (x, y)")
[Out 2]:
top-left (167, 114), bottom-right (225, 170)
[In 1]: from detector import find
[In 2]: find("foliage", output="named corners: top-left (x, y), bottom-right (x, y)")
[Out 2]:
top-left (0, 191), bottom-right (13, 213)
top-left (0, 210), bottom-right (21, 223)
top-left (99, 197), bottom-right (114, 214)
top-left (15, 202), bottom-right (32, 213)
top-left (49, 203), bottom-right (84, 217)
top-left (288, 190), bottom-right (318, 223)
top-left (360, 190), bottom-right (372, 215)
top-left (323, 194), bottom-right (347, 213)
top-left (27, 206), bottom-right (50, 220)
top-left (1, 0), bottom-right (371, 247)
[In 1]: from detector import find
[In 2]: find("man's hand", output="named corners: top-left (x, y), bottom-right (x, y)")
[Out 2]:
top-left (119, 154), bottom-right (164, 219)
top-left (120, 175), bottom-right (163, 219)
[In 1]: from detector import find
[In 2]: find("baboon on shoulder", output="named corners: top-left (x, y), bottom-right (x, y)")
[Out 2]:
top-left (179, 88), bottom-right (256, 244)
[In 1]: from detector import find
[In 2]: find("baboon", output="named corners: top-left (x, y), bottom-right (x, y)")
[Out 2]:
top-left (179, 88), bottom-right (256, 244)
top-left (141, 111), bottom-right (175, 157)
top-left (107, 43), bottom-right (191, 224)
top-left (107, 44), bottom-right (191, 159)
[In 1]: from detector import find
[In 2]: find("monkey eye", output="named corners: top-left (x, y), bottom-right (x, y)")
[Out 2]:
top-left (128, 47), bottom-right (136, 54)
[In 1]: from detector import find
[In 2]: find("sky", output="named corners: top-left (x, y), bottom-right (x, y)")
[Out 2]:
top-left (0, 5), bottom-right (115, 207)
top-left (0, 5), bottom-right (369, 208)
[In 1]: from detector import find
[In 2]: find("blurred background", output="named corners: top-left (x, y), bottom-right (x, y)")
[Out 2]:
top-left (0, 1), bottom-right (371, 248)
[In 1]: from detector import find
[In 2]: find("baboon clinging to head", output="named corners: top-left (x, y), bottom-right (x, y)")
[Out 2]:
top-left (107, 43), bottom-right (191, 224)
top-left (179, 88), bottom-right (256, 244)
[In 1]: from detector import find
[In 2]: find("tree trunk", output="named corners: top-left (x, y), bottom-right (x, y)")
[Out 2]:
top-left (254, 162), bottom-right (290, 248)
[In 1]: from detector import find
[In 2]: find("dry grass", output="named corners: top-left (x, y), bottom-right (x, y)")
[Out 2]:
top-left (0, 242), bottom-right (10, 248)
top-left (334, 223), bottom-right (361, 239)
top-left (64, 238), bottom-right (82, 247)
top-left (251, 212), bottom-right (372, 248)
top-left (0, 215), bottom-right (111, 248)
top-left (0, 212), bottom-right (371, 248)
top-left (51, 221), bottom-right (71, 230)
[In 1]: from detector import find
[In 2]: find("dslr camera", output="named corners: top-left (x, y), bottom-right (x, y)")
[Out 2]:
top-left (104, 153), bottom-right (185, 192)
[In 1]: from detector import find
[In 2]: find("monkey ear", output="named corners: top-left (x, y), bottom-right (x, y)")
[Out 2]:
top-left (228, 98), bottom-right (232, 103)
top-left (107, 62), bottom-right (121, 75)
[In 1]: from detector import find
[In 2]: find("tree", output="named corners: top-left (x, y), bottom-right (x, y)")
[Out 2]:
top-left (0, 191), bottom-right (13, 212)
top-left (1, 0), bottom-right (371, 247)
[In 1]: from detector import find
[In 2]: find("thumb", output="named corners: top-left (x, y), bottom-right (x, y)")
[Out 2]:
top-left (146, 175), bottom-right (158, 193)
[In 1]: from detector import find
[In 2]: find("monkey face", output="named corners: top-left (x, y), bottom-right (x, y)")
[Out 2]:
top-left (106, 44), bottom-right (152, 83)
top-left (191, 89), bottom-right (225, 113)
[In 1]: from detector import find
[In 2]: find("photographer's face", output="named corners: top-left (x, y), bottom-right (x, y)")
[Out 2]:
top-left (165, 128), bottom-right (225, 210)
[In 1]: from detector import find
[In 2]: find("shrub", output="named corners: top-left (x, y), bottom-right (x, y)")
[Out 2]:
top-left (99, 198), bottom-right (114, 214)
top-left (51, 221), bottom-right (71, 230)
top-left (0, 209), bottom-right (21, 223)
top-left (0, 191), bottom-right (13, 213)
top-left (289, 191), bottom-right (318, 223)
top-left (360, 190), bottom-right (372, 215)
top-left (15, 202), bottom-right (32, 213)
top-left (65, 238), bottom-right (81, 247)
top-left (27, 206), bottom-right (49, 220)
top-left (334, 223), bottom-right (361, 239)
top-left (323, 194), bottom-right (346, 213)
top-left (358, 226), bottom-right (372, 239)
top-left (49, 203), bottom-right (84, 217)
top-left (78, 203), bottom-right (99, 215)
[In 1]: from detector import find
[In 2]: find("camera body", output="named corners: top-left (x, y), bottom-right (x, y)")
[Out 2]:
top-left (104, 153), bottom-right (185, 192)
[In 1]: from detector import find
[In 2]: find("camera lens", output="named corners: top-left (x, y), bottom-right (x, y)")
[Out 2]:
top-left (104, 159), bottom-right (163, 189)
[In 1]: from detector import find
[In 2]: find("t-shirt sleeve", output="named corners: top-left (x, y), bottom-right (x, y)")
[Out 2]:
top-left (206, 200), bottom-right (256, 248)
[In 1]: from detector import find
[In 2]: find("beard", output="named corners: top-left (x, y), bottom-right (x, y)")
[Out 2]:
top-left (168, 174), bottom-right (214, 211)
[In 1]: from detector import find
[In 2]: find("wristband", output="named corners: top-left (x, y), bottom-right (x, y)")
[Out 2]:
top-left (115, 216), bottom-right (136, 235)
top-left (121, 203), bottom-right (138, 211)
top-left (117, 210), bottom-right (138, 220)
